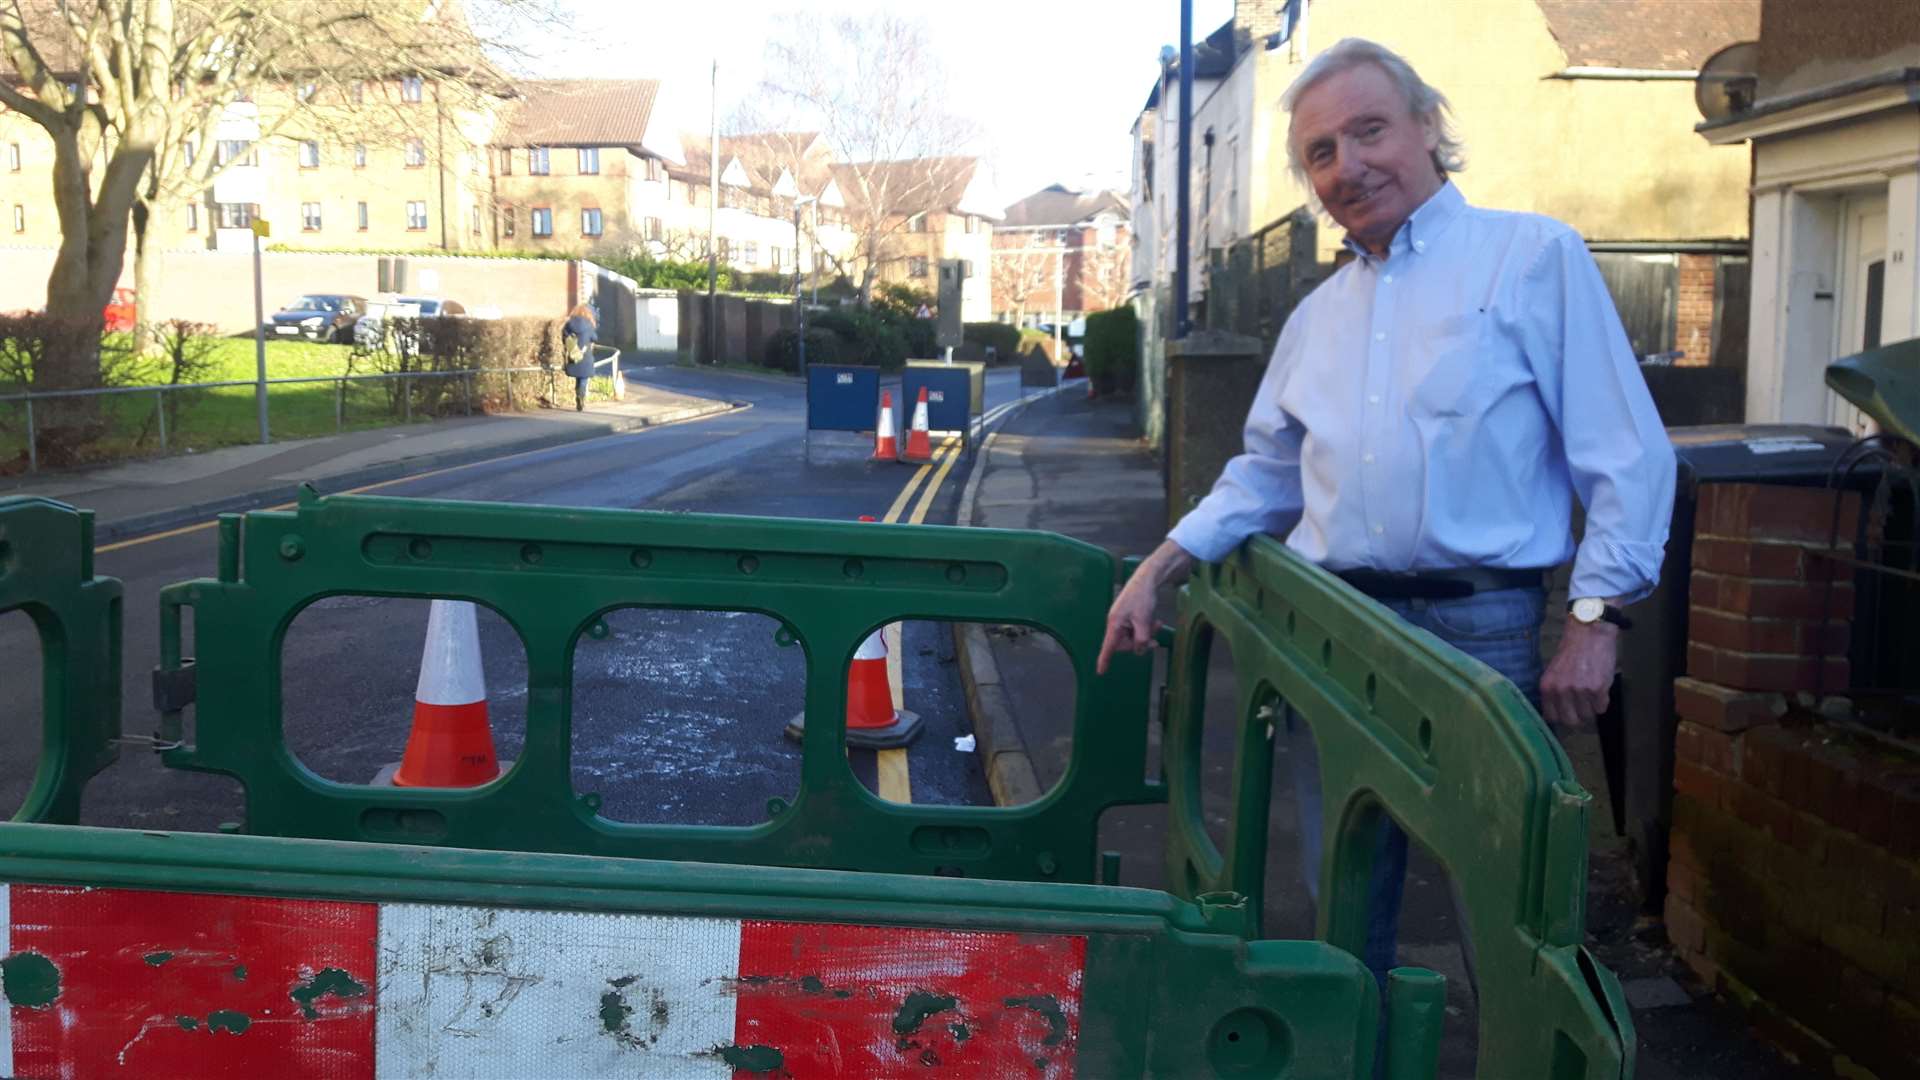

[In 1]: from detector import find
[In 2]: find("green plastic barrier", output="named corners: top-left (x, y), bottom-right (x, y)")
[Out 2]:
top-left (1160, 538), bottom-right (1634, 1078)
top-left (0, 497), bottom-right (121, 823)
top-left (155, 489), bottom-right (1164, 883)
top-left (0, 821), bottom-right (1427, 1077)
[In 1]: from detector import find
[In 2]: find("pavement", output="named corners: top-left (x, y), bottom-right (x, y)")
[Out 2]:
top-left (954, 389), bottom-right (1808, 1079)
top-left (0, 376), bottom-right (741, 542)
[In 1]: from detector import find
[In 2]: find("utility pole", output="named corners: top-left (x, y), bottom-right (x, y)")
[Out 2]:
top-left (705, 58), bottom-right (719, 365)
top-left (1175, 0), bottom-right (1193, 339)
top-left (793, 195), bottom-right (815, 368)
top-left (250, 218), bottom-right (270, 444)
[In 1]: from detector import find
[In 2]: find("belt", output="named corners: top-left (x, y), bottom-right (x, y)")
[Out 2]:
top-left (1335, 566), bottom-right (1546, 600)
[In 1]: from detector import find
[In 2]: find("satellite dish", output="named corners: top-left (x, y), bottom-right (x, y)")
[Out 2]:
top-left (1696, 41), bottom-right (1760, 123)
top-left (1158, 45), bottom-right (1177, 67)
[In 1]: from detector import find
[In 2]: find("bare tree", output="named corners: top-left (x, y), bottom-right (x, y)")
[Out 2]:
top-left (991, 242), bottom-right (1054, 326)
top-left (1078, 237), bottom-right (1134, 314)
top-left (0, 0), bottom-right (552, 388)
top-left (744, 13), bottom-right (980, 305)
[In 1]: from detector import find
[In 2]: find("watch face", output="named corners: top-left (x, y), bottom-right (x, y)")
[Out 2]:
top-left (1572, 598), bottom-right (1604, 623)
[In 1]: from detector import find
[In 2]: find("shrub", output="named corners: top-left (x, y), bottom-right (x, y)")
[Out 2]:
top-left (764, 327), bottom-right (846, 372)
top-left (1082, 306), bottom-right (1140, 396)
top-left (369, 315), bottom-right (566, 414)
top-left (963, 322), bottom-right (1021, 364)
top-left (812, 308), bottom-right (908, 370)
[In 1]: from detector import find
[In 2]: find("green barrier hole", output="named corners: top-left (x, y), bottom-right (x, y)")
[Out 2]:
top-left (571, 607), bottom-right (801, 826)
top-left (1207, 1007), bottom-right (1290, 1076)
top-left (0, 608), bottom-right (43, 820)
top-left (280, 596), bottom-right (529, 787)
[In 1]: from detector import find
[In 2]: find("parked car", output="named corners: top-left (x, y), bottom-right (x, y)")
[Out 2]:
top-left (353, 296), bottom-right (466, 352)
top-left (102, 288), bottom-right (136, 333)
top-left (265, 294), bottom-right (367, 343)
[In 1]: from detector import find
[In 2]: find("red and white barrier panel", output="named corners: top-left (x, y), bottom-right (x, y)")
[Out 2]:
top-left (0, 883), bottom-right (1084, 1077)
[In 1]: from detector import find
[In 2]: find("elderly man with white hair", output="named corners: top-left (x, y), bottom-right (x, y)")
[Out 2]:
top-left (1097, 39), bottom-right (1676, 985)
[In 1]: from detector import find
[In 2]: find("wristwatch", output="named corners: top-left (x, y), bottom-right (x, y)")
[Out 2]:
top-left (1568, 597), bottom-right (1632, 630)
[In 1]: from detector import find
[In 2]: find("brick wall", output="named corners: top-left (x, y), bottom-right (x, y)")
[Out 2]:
top-left (1666, 483), bottom-right (1920, 1078)
top-left (1675, 253), bottom-right (1717, 366)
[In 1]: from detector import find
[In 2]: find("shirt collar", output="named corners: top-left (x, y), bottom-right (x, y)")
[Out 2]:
top-left (1341, 181), bottom-right (1466, 262)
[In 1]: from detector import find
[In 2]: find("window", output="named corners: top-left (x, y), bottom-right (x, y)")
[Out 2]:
top-left (471, 206), bottom-right (482, 237)
top-left (406, 201), bottom-right (427, 231)
top-left (909, 214), bottom-right (927, 234)
top-left (643, 157), bottom-right (664, 181)
top-left (402, 75), bottom-right (423, 103)
top-left (216, 139), bottom-right (255, 167)
top-left (531, 207), bottom-right (552, 237)
top-left (741, 240), bottom-right (758, 265)
top-left (405, 139), bottom-right (425, 167)
top-left (498, 148), bottom-right (512, 175)
top-left (357, 201), bottom-right (368, 231)
top-left (11, 205), bottom-right (22, 233)
top-left (964, 214), bottom-right (977, 234)
top-left (578, 147), bottom-right (599, 175)
top-left (581, 208), bottom-right (603, 236)
top-left (353, 143), bottom-right (367, 168)
top-left (299, 140), bottom-right (319, 168)
top-left (643, 216), bottom-right (662, 241)
top-left (501, 207), bottom-right (516, 237)
top-left (298, 82), bottom-right (317, 102)
top-left (8, 143), bottom-right (19, 171)
top-left (716, 237), bottom-right (731, 262)
top-left (217, 202), bottom-right (253, 229)
top-left (185, 203), bottom-right (199, 231)
top-left (183, 140), bottom-right (196, 167)
top-left (771, 247), bottom-right (785, 273)
top-left (301, 201), bottom-right (321, 231)
top-left (908, 256), bottom-right (929, 277)
top-left (529, 146), bottom-right (549, 175)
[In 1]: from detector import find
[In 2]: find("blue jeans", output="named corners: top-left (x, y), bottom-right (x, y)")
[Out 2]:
top-left (1286, 586), bottom-right (1545, 989)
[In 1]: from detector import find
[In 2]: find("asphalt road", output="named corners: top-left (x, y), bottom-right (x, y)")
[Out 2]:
top-left (0, 365), bottom-right (1033, 831)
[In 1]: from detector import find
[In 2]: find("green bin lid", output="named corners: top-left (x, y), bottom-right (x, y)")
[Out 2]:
top-left (1826, 336), bottom-right (1920, 445)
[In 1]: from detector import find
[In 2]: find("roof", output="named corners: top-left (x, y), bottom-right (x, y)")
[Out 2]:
top-left (720, 132), bottom-right (832, 193)
top-left (500, 79), bottom-right (660, 146)
top-left (1000, 185), bottom-right (1129, 228)
top-left (829, 157), bottom-right (983, 216)
top-left (1534, 0), bottom-right (1759, 71)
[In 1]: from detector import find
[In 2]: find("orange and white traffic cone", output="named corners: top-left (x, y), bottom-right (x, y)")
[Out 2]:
top-left (872, 390), bottom-right (898, 460)
top-left (899, 386), bottom-right (933, 464)
top-left (784, 623), bottom-right (923, 749)
top-left (374, 599), bottom-right (502, 787)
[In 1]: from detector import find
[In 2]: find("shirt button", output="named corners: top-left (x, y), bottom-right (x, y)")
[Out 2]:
top-left (1383, 275), bottom-right (1394, 284)
top-left (1413, 241), bottom-right (1427, 253)
top-left (1374, 331), bottom-right (1386, 342)
top-left (1372, 525), bottom-right (1385, 535)
top-left (1363, 453), bottom-right (1376, 464)
top-left (1368, 395), bottom-right (1381, 405)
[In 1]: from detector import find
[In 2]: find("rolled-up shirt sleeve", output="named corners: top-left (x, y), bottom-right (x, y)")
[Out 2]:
top-left (1519, 230), bottom-right (1677, 603)
top-left (1166, 327), bottom-right (1308, 563)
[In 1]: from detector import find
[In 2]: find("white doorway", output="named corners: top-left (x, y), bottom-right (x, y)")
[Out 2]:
top-left (1832, 193), bottom-right (1887, 436)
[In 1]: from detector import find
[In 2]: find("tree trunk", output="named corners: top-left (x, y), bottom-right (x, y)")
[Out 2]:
top-left (131, 197), bottom-right (161, 359)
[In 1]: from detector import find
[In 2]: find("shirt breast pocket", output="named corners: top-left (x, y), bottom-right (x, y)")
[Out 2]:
top-left (1409, 311), bottom-right (1497, 419)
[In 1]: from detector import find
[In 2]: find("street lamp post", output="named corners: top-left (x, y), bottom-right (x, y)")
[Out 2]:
top-left (793, 196), bottom-right (817, 368)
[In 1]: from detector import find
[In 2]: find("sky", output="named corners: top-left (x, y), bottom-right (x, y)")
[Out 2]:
top-left (524, 0), bottom-right (1236, 214)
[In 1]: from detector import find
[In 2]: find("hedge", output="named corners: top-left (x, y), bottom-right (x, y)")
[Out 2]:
top-left (963, 322), bottom-right (1022, 363)
top-left (1083, 306), bottom-right (1139, 395)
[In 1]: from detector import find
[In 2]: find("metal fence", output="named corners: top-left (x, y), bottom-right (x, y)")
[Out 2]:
top-left (0, 348), bottom-right (621, 473)
top-left (1202, 208), bottom-right (1328, 355)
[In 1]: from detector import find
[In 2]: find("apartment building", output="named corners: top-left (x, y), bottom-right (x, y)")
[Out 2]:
top-left (993, 185), bottom-right (1131, 326)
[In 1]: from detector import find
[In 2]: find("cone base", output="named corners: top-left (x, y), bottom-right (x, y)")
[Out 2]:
top-left (372, 758), bottom-right (513, 788)
top-left (784, 708), bottom-right (924, 749)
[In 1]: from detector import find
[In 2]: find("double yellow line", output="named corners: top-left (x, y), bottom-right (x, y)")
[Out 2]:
top-left (867, 434), bottom-right (965, 805)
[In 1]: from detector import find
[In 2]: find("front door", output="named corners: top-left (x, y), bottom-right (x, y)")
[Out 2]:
top-left (1833, 194), bottom-right (1888, 435)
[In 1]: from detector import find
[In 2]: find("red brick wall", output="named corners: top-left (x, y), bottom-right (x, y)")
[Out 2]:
top-left (1666, 483), bottom-right (1920, 1077)
top-left (1675, 253), bottom-right (1716, 366)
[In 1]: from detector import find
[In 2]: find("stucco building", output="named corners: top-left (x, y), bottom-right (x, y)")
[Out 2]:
top-left (1132, 0), bottom-right (1757, 364)
top-left (1696, 0), bottom-right (1920, 432)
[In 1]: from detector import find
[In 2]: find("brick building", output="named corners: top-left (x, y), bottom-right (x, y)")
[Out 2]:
top-left (991, 185), bottom-right (1131, 327)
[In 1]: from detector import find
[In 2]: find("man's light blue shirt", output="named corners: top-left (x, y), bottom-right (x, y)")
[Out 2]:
top-left (1168, 183), bottom-right (1676, 602)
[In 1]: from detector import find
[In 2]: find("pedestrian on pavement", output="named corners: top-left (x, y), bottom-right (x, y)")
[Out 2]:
top-left (562, 303), bottom-right (598, 411)
top-left (1095, 38), bottom-right (1676, 990)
